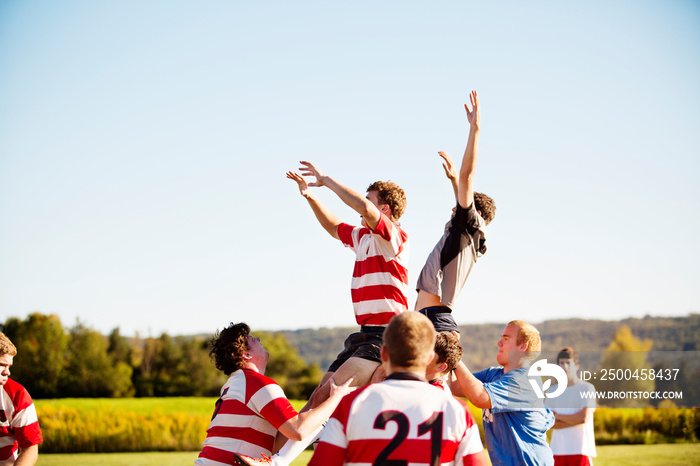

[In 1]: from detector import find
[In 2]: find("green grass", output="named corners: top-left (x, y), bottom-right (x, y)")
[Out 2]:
top-left (594, 443), bottom-right (700, 466)
top-left (37, 444), bottom-right (700, 466)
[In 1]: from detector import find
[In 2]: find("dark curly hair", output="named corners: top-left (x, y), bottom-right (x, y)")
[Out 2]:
top-left (367, 180), bottom-right (407, 222)
top-left (209, 322), bottom-right (250, 375)
top-left (434, 332), bottom-right (463, 373)
top-left (474, 192), bottom-right (496, 225)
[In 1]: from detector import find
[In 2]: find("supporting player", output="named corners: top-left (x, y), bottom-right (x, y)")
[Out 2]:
top-left (309, 312), bottom-right (487, 465)
top-left (451, 320), bottom-right (555, 466)
top-left (194, 323), bottom-right (353, 466)
top-left (415, 90), bottom-right (495, 333)
top-left (426, 331), bottom-right (465, 391)
top-left (286, 162), bottom-right (408, 407)
top-left (545, 347), bottom-right (597, 466)
top-left (0, 331), bottom-right (43, 466)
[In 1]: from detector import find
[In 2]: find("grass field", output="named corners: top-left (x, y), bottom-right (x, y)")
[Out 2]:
top-left (36, 443), bottom-right (700, 465)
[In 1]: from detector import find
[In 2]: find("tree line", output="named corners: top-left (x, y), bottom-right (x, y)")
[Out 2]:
top-left (1, 313), bottom-right (323, 399)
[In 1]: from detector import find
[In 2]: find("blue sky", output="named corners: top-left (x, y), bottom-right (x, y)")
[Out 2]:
top-left (1, 1), bottom-right (698, 337)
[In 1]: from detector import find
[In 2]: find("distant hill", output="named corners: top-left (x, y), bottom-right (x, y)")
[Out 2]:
top-left (279, 314), bottom-right (700, 372)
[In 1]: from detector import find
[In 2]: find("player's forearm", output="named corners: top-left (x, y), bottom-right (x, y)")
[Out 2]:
top-left (458, 125), bottom-right (479, 208)
top-left (321, 175), bottom-right (380, 229)
top-left (282, 390), bottom-right (345, 440)
top-left (303, 193), bottom-right (341, 240)
top-left (454, 361), bottom-right (492, 409)
top-left (14, 445), bottom-right (39, 466)
top-left (553, 407), bottom-right (589, 427)
top-left (449, 176), bottom-right (459, 201)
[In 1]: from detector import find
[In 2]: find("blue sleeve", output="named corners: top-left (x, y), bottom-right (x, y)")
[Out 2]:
top-left (483, 368), bottom-right (545, 413)
top-left (473, 366), bottom-right (500, 383)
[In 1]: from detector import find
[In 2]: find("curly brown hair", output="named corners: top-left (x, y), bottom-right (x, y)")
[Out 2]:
top-left (474, 192), bottom-right (495, 225)
top-left (0, 331), bottom-right (17, 356)
top-left (209, 322), bottom-right (250, 376)
top-left (367, 180), bottom-right (407, 222)
top-left (434, 332), bottom-right (463, 374)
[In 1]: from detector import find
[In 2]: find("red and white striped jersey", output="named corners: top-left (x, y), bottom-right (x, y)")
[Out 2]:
top-left (309, 372), bottom-right (487, 466)
top-left (196, 369), bottom-right (297, 465)
top-left (337, 214), bottom-right (409, 326)
top-left (430, 378), bottom-right (487, 465)
top-left (0, 378), bottom-right (43, 465)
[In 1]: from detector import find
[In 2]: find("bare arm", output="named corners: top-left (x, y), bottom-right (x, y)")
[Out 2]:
top-left (277, 377), bottom-right (354, 441)
top-left (453, 361), bottom-right (492, 409)
top-left (14, 445), bottom-right (39, 466)
top-left (287, 171), bottom-right (342, 240)
top-left (299, 161), bottom-right (382, 230)
top-left (458, 90), bottom-right (480, 209)
top-left (438, 151), bottom-right (459, 200)
top-left (552, 407), bottom-right (594, 429)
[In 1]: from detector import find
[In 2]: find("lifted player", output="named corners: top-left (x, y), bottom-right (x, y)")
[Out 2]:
top-left (415, 91), bottom-right (495, 333)
top-left (286, 162), bottom-right (408, 407)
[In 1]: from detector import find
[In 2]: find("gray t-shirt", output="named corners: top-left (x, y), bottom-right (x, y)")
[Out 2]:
top-left (415, 202), bottom-right (486, 309)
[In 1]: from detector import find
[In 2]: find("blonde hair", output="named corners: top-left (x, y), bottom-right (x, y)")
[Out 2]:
top-left (0, 331), bottom-right (17, 356)
top-left (507, 320), bottom-right (541, 360)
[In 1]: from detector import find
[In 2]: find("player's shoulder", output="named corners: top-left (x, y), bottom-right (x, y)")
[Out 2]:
top-left (475, 366), bottom-right (505, 383)
top-left (240, 369), bottom-right (280, 390)
top-left (2, 378), bottom-right (34, 408)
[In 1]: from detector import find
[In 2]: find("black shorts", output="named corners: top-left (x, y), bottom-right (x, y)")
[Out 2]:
top-left (418, 306), bottom-right (460, 333)
top-left (327, 326), bottom-right (385, 372)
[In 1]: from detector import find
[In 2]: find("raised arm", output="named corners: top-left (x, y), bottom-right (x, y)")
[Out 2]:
top-left (452, 360), bottom-right (492, 409)
top-left (298, 161), bottom-right (383, 230)
top-left (438, 151), bottom-right (459, 201)
top-left (458, 90), bottom-right (480, 209)
top-left (287, 171), bottom-right (342, 240)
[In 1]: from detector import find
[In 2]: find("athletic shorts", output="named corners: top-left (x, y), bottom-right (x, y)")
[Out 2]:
top-left (418, 306), bottom-right (460, 333)
top-left (553, 455), bottom-right (593, 466)
top-left (327, 327), bottom-right (384, 372)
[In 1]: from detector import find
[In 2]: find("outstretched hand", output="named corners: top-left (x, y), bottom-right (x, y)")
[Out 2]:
top-left (286, 171), bottom-right (311, 197)
top-left (329, 376), bottom-right (356, 398)
top-left (438, 151), bottom-right (457, 182)
top-left (298, 161), bottom-right (326, 187)
top-left (464, 90), bottom-right (480, 128)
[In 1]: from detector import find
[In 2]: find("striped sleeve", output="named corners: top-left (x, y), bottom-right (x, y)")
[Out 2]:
top-left (455, 410), bottom-right (487, 466)
top-left (7, 381), bottom-right (42, 448)
top-left (371, 214), bottom-right (407, 256)
top-left (337, 223), bottom-right (361, 250)
top-left (308, 389), bottom-right (363, 466)
top-left (247, 376), bottom-right (297, 430)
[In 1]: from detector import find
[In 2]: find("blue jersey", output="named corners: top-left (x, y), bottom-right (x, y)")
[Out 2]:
top-left (474, 366), bottom-right (554, 466)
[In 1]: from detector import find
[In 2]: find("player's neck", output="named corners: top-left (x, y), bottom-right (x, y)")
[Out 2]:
top-left (386, 366), bottom-right (428, 381)
top-left (243, 361), bottom-right (266, 375)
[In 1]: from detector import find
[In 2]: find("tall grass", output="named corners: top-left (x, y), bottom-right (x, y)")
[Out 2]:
top-left (35, 398), bottom-right (698, 454)
top-left (35, 397), bottom-right (307, 454)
